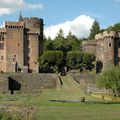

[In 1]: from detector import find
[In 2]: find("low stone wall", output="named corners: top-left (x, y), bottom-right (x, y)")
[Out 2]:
top-left (0, 73), bottom-right (60, 94)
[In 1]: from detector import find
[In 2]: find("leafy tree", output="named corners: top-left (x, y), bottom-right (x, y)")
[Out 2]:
top-left (66, 51), bottom-right (95, 71)
top-left (97, 67), bottom-right (120, 97)
top-left (39, 50), bottom-right (64, 73)
top-left (67, 51), bottom-right (84, 70)
top-left (57, 28), bottom-right (64, 39)
top-left (53, 30), bottom-right (81, 53)
top-left (83, 52), bottom-right (95, 71)
top-left (106, 22), bottom-right (120, 32)
top-left (44, 37), bottom-right (54, 51)
top-left (53, 29), bottom-right (66, 52)
top-left (89, 20), bottom-right (100, 40)
top-left (66, 31), bottom-right (82, 51)
top-left (44, 30), bottom-right (82, 53)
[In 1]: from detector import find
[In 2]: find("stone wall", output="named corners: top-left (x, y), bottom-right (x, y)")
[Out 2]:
top-left (82, 40), bottom-right (97, 54)
top-left (82, 31), bottom-right (120, 71)
top-left (0, 73), bottom-right (60, 94)
top-left (0, 16), bottom-right (43, 73)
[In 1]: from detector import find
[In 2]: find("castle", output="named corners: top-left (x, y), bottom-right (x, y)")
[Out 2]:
top-left (82, 31), bottom-right (120, 72)
top-left (0, 13), bottom-right (43, 73)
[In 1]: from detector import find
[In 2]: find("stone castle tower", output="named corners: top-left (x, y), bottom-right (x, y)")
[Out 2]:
top-left (83, 31), bottom-right (120, 71)
top-left (0, 13), bottom-right (43, 73)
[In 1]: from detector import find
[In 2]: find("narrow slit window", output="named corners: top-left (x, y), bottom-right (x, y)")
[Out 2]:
top-left (109, 43), bottom-right (111, 47)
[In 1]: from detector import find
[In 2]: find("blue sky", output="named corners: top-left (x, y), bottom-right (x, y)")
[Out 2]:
top-left (0, 0), bottom-right (120, 38)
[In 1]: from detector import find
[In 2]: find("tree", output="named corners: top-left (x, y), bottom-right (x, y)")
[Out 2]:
top-left (106, 22), bottom-right (120, 32)
top-left (89, 20), bottom-right (100, 40)
top-left (83, 52), bottom-right (95, 71)
top-left (97, 67), bottom-right (120, 97)
top-left (39, 50), bottom-right (64, 73)
top-left (67, 51), bottom-right (84, 70)
top-left (66, 51), bottom-right (95, 71)
top-left (66, 31), bottom-right (82, 51)
top-left (44, 37), bottom-right (54, 51)
top-left (53, 29), bottom-right (66, 52)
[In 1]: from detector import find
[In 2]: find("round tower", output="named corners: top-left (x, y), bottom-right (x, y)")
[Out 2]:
top-left (103, 31), bottom-right (116, 68)
top-left (95, 31), bottom-right (117, 71)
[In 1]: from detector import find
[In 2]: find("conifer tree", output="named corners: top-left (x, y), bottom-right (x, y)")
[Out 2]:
top-left (89, 20), bottom-right (100, 40)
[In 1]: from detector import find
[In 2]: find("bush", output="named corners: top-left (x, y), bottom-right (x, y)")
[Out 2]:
top-left (67, 51), bottom-right (95, 71)
top-left (39, 50), bottom-right (64, 73)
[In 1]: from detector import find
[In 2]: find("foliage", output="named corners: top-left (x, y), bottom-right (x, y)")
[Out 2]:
top-left (43, 37), bottom-right (54, 51)
top-left (65, 31), bottom-right (82, 51)
top-left (67, 51), bottom-right (95, 71)
top-left (97, 66), bottom-right (120, 97)
top-left (44, 30), bottom-right (82, 53)
top-left (83, 52), bottom-right (96, 71)
top-left (106, 22), bottom-right (120, 32)
top-left (42, 29), bottom-right (96, 72)
top-left (67, 51), bottom-right (84, 70)
top-left (89, 20), bottom-right (100, 40)
top-left (39, 50), bottom-right (64, 73)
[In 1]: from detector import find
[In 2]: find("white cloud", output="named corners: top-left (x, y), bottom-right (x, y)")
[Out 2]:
top-left (44, 15), bottom-right (94, 39)
top-left (28, 4), bottom-right (44, 10)
top-left (0, 0), bottom-right (44, 16)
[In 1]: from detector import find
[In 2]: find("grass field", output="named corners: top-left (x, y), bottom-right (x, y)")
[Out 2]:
top-left (1, 75), bottom-right (120, 120)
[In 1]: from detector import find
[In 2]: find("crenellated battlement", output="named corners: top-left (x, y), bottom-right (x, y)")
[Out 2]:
top-left (95, 31), bottom-right (117, 40)
top-left (5, 21), bottom-right (24, 29)
top-left (82, 40), bottom-right (97, 47)
top-left (23, 17), bottom-right (43, 23)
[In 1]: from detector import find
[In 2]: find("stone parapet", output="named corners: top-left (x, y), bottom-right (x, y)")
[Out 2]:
top-left (0, 73), bottom-right (60, 94)
top-left (5, 21), bottom-right (24, 28)
top-left (95, 31), bottom-right (117, 40)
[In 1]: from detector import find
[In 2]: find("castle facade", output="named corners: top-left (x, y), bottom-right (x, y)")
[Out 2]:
top-left (0, 15), bottom-right (43, 73)
top-left (82, 31), bottom-right (120, 71)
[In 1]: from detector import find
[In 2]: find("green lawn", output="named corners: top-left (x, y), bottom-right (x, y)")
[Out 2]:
top-left (0, 75), bottom-right (120, 120)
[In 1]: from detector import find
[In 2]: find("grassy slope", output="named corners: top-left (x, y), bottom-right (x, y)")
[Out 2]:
top-left (26, 75), bottom-right (120, 120)
top-left (1, 75), bottom-right (120, 120)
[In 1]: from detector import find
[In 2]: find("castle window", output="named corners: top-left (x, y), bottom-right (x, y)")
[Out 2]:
top-left (2, 36), bottom-right (4, 41)
top-left (0, 43), bottom-right (4, 50)
top-left (18, 43), bottom-right (20, 46)
top-left (109, 43), bottom-right (111, 47)
top-left (1, 56), bottom-right (3, 60)
top-left (0, 35), bottom-right (4, 41)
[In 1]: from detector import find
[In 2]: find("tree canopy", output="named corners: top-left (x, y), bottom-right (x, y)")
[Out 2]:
top-left (67, 51), bottom-right (95, 71)
top-left (39, 50), bottom-right (64, 73)
top-left (89, 20), bottom-right (100, 40)
top-left (106, 22), bottom-right (120, 32)
top-left (44, 29), bottom-right (82, 53)
top-left (97, 67), bottom-right (120, 97)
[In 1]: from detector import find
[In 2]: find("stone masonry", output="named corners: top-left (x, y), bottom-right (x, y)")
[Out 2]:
top-left (82, 31), bottom-right (120, 71)
top-left (0, 13), bottom-right (43, 73)
top-left (0, 73), bottom-right (60, 94)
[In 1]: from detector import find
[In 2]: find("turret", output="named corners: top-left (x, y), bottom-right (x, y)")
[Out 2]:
top-left (95, 31), bottom-right (117, 71)
top-left (18, 11), bottom-right (23, 22)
